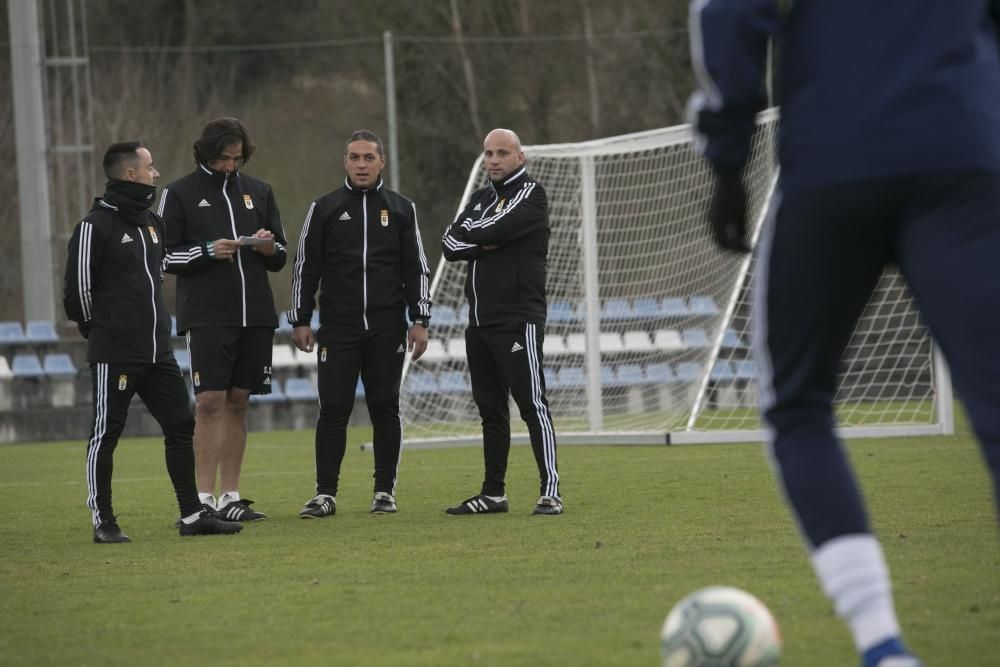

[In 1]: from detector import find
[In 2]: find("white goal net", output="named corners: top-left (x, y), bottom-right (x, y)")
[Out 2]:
top-left (396, 110), bottom-right (954, 447)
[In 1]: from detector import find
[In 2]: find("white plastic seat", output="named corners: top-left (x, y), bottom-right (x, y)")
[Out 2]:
top-left (598, 332), bottom-right (624, 353)
top-left (653, 329), bottom-right (684, 350)
top-left (542, 334), bottom-right (567, 356)
top-left (446, 337), bottom-right (467, 360)
top-left (421, 339), bottom-right (449, 362)
top-left (271, 344), bottom-right (299, 369)
top-left (622, 331), bottom-right (654, 352)
top-left (564, 333), bottom-right (587, 354)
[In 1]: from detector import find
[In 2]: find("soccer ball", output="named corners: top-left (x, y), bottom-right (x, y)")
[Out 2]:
top-left (660, 586), bottom-right (782, 667)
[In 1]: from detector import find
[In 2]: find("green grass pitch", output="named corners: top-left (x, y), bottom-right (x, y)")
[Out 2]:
top-left (1, 417), bottom-right (997, 666)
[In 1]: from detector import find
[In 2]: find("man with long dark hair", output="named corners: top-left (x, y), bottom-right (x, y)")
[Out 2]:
top-left (159, 118), bottom-right (287, 522)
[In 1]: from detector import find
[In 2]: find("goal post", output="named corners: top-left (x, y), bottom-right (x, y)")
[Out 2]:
top-left (392, 110), bottom-right (954, 449)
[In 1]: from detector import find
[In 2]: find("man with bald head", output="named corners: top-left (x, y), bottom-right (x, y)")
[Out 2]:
top-left (442, 128), bottom-right (562, 516)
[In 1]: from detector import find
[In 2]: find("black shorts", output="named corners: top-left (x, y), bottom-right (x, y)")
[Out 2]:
top-left (187, 326), bottom-right (274, 395)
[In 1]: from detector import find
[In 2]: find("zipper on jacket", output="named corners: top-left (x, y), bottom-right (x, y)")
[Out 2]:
top-left (222, 172), bottom-right (248, 326)
top-left (138, 229), bottom-right (158, 362)
top-left (362, 192), bottom-right (369, 331)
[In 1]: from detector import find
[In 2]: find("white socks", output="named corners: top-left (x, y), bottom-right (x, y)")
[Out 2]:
top-left (199, 493), bottom-right (216, 509)
top-left (811, 533), bottom-right (901, 652)
top-left (218, 491), bottom-right (240, 508)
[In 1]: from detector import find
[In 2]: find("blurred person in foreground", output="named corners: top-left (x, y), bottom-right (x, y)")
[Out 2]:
top-left (689, 1), bottom-right (1000, 665)
top-left (64, 141), bottom-right (243, 542)
top-left (441, 128), bottom-right (562, 517)
top-left (288, 129), bottom-right (431, 518)
top-left (159, 117), bottom-right (287, 522)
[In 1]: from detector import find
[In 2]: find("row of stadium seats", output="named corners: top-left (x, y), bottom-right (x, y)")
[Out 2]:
top-left (0, 352), bottom-right (78, 379)
top-left (0, 320), bottom-right (61, 345)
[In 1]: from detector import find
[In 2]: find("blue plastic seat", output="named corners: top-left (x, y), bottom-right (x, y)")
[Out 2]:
top-left (548, 301), bottom-right (578, 323)
top-left (26, 320), bottom-right (58, 344)
top-left (616, 364), bottom-right (647, 386)
top-left (601, 365), bottom-right (620, 387)
top-left (0, 321), bottom-right (26, 344)
top-left (681, 328), bottom-right (711, 348)
top-left (173, 349), bottom-right (191, 373)
top-left (557, 366), bottom-right (586, 388)
top-left (600, 299), bottom-right (633, 321)
top-left (432, 306), bottom-right (457, 326)
top-left (285, 377), bottom-right (319, 401)
top-left (644, 362), bottom-right (675, 383)
top-left (310, 311), bottom-right (320, 329)
top-left (675, 362), bottom-right (701, 382)
top-left (438, 371), bottom-right (470, 393)
top-left (722, 328), bottom-right (746, 349)
top-left (407, 371), bottom-right (439, 394)
top-left (659, 297), bottom-right (690, 318)
top-left (710, 361), bottom-right (736, 382)
top-left (457, 304), bottom-right (470, 325)
top-left (12, 353), bottom-right (45, 378)
top-left (734, 359), bottom-right (758, 381)
top-left (43, 353), bottom-right (77, 377)
top-left (632, 298), bottom-right (659, 319)
top-left (277, 317), bottom-right (294, 334)
top-left (688, 295), bottom-right (720, 316)
top-left (543, 367), bottom-right (558, 387)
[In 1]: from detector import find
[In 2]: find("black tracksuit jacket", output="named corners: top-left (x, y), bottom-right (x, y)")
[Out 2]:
top-left (441, 167), bottom-right (549, 327)
top-left (158, 164), bottom-right (287, 333)
top-left (287, 177), bottom-right (431, 332)
top-left (64, 198), bottom-right (173, 364)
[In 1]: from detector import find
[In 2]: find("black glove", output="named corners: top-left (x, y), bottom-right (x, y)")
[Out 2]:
top-left (77, 321), bottom-right (91, 339)
top-left (708, 168), bottom-right (752, 254)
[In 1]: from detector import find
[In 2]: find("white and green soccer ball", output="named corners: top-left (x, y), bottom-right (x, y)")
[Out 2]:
top-left (660, 586), bottom-right (782, 667)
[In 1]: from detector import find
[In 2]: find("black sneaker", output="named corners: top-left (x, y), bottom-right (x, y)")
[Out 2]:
top-left (299, 494), bottom-right (336, 519)
top-left (445, 494), bottom-right (509, 515)
top-left (216, 498), bottom-right (267, 522)
top-left (370, 492), bottom-right (397, 514)
top-left (93, 521), bottom-right (131, 544)
top-left (179, 511), bottom-right (244, 536)
top-left (532, 495), bottom-right (563, 515)
top-left (174, 503), bottom-right (224, 528)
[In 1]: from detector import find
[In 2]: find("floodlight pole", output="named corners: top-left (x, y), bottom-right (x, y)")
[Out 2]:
top-left (9, 0), bottom-right (57, 322)
top-left (384, 30), bottom-right (400, 191)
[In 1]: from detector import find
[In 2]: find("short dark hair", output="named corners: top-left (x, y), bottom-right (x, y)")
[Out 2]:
top-left (193, 117), bottom-right (256, 165)
top-left (102, 141), bottom-right (144, 180)
top-left (345, 129), bottom-right (384, 156)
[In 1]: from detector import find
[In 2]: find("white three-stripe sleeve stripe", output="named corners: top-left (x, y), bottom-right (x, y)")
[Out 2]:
top-left (86, 363), bottom-right (108, 527)
top-left (465, 183), bottom-right (535, 230)
top-left (525, 323), bottom-right (559, 496)
top-left (163, 247), bottom-right (204, 268)
top-left (290, 201), bottom-right (317, 313)
top-left (410, 203), bottom-right (431, 318)
top-left (442, 234), bottom-right (478, 251)
top-left (156, 187), bottom-right (169, 217)
top-left (78, 221), bottom-right (93, 320)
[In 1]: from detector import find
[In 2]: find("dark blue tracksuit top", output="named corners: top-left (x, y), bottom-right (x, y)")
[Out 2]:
top-left (689, 0), bottom-right (1000, 188)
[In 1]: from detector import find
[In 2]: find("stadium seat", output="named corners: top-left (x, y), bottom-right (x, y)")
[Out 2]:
top-left (675, 361), bottom-right (701, 382)
top-left (310, 311), bottom-right (320, 329)
top-left (295, 347), bottom-right (317, 368)
top-left (659, 297), bottom-right (690, 318)
top-left (250, 379), bottom-right (286, 402)
top-left (285, 377), bottom-right (319, 401)
top-left (43, 353), bottom-right (77, 377)
top-left (710, 361), bottom-right (736, 382)
top-left (542, 334), bottom-right (568, 356)
top-left (631, 297), bottom-right (660, 320)
top-left (565, 333), bottom-right (587, 354)
top-left (446, 337), bottom-right (467, 360)
top-left (722, 328), bottom-right (746, 349)
top-left (420, 339), bottom-right (449, 362)
top-left (11, 353), bottom-right (45, 378)
top-left (543, 367), bottom-right (558, 387)
top-left (276, 317), bottom-right (294, 334)
top-left (548, 301), bottom-right (578, 323)
top-left (688, 295), bottom-right (720, 316)
top-left (734, 359), bottom-right (758, 381)
top-left (433, 305), bottom-right (458, 326)
top-left (653, 329), bottom-right (684, 350)
top-left (616, 363), bottom-right (647, 386)
top-left (0, 321), bottom-right (26, 345)
top-left (271, 344), bottom-right (299, 369)
top-left (438, 371), bottom-right (470, 393)
top-left (407, 371), bottom-right (438, 394)
top-left (174, 349), bottom-right (191, 373)
top-left (623, 331), bottom-right (654, 352)
top-left (457, 304), bottom-right (470, 325)
top-left (600, 299), bottom-right (633, 321)
top-left (0, 356), bottom-right (12, 380)
top-left (681, 328), bottom-right (710, 348)
top-left (644, 362), bottom-right (675, 383)
top-left (557, 366), bottom-right (586, 389)
top-left (600, 365), bottom-right (620, 387)
top-left (25, 320), bottom-right (58, 344)
top-left (170, 315), bottom-right (182, 338)
top-left (598, 332), bottom-right (624, 353)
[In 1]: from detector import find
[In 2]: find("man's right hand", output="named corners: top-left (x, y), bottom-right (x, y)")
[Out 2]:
top-left (291, 325), bottom-right (314, 353)
top-left (708, 168), bottom-right (752, 254)
top-left (212, 239), bottom-right (241, 262)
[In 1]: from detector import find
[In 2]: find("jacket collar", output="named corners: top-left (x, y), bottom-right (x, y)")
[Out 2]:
top-left (344, 176), bottom-right (385, 193)
top-left (92, 197), bottom-right (147, 227)
top-left (197, 162), bottom-right (238, 185)
top-left (489, 166), bottom-right (528, 194)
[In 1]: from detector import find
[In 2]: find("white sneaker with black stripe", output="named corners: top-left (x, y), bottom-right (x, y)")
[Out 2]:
top-left (299, 494), bottom-right (336, 519)
top-left (445, 493), bottom-right (509, 515)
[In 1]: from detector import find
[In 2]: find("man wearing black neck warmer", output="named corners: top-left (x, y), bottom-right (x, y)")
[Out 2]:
top-left (64, 141), bottom-right (243, 542)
